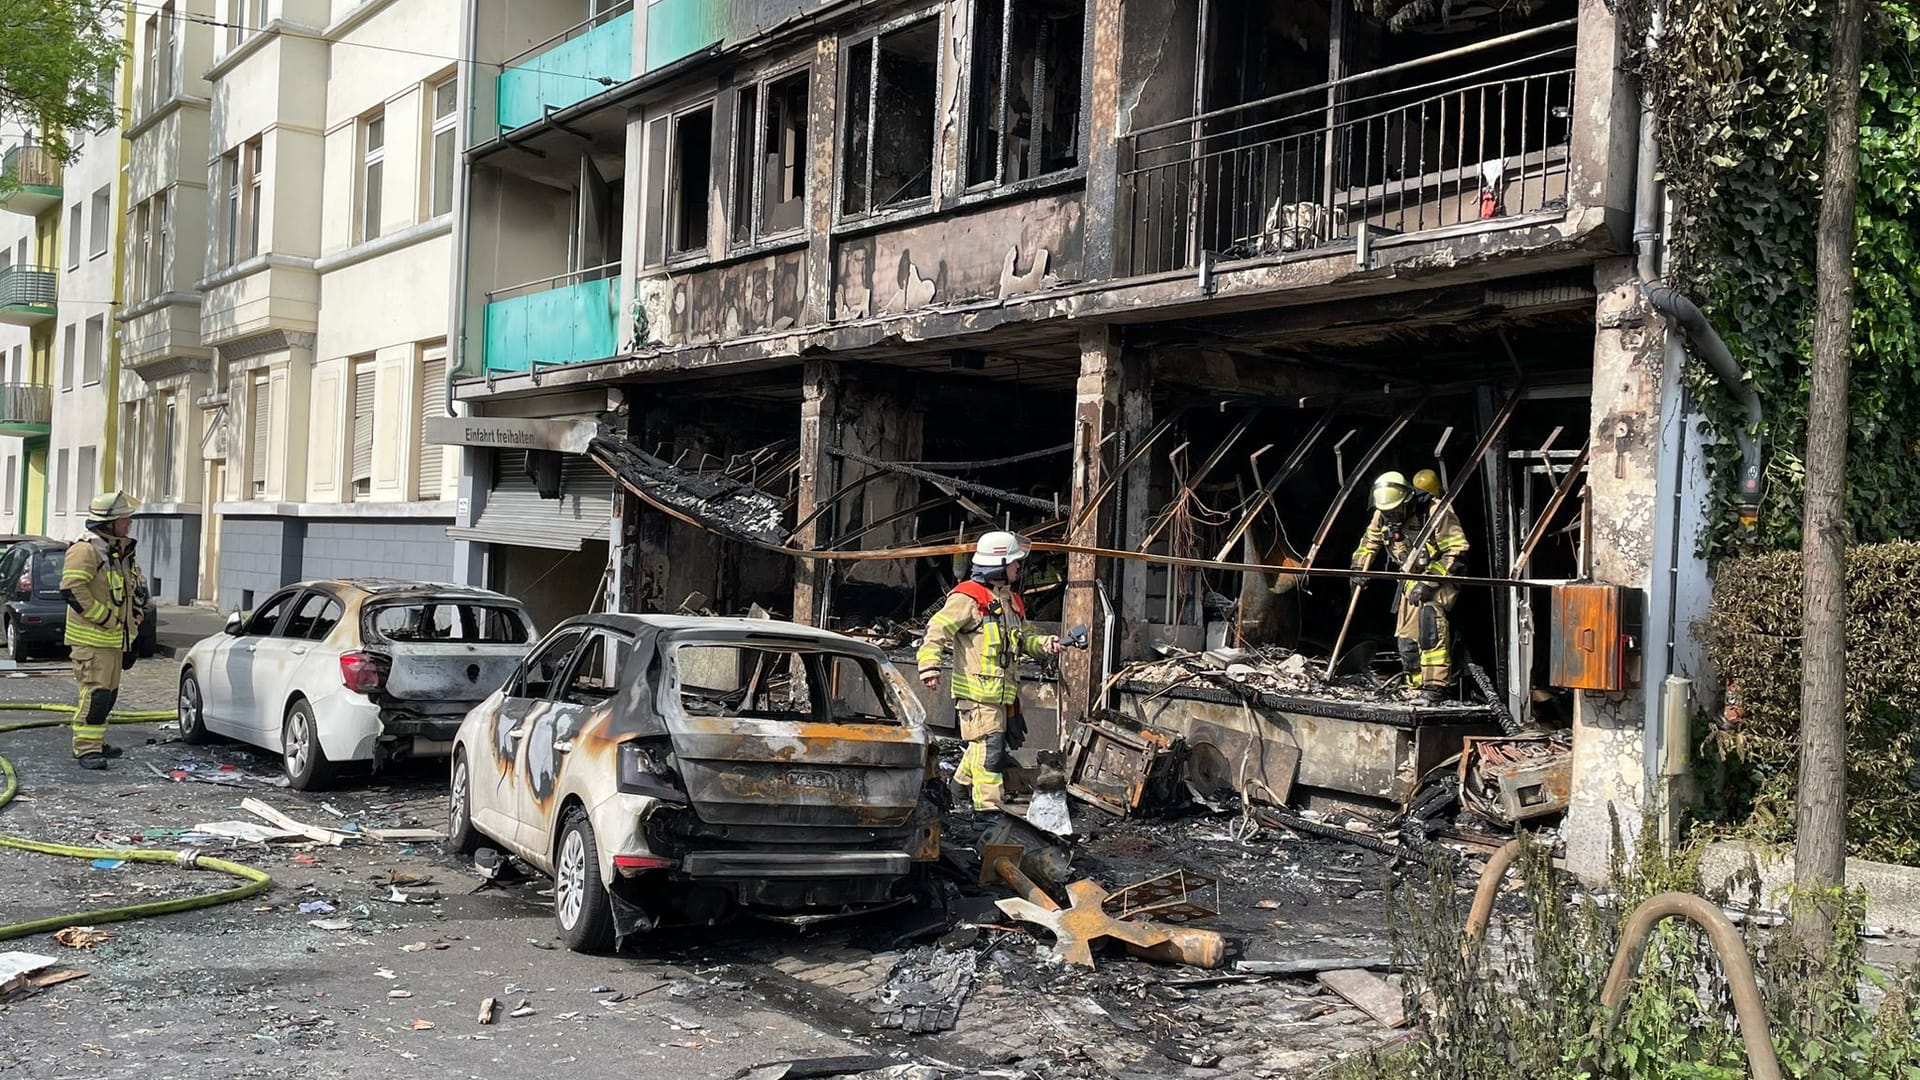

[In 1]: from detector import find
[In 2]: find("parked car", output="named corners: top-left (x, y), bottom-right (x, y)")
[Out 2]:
top-left (177, 580), bottom-right (536, 789)
top-left (0, 538), bottom-right (159, 661)
top-left (449, 614), bottom-right (942, 953)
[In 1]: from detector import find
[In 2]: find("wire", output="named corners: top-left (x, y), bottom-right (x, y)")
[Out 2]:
top-left (122, 1), bottom-right (621, 88)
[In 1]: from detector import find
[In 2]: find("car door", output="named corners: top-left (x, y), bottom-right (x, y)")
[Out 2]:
top-left (478, 626), bottom-right (587, 862)
top-left (203, 589), bottom-right (297, 742)
top-left (255, 589), bottom-right (339, 734)
top-left (517, 630), bottom-right (632, 865)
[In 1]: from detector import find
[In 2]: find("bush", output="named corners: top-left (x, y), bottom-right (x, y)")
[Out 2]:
top-left (1344, 830), bottom-right (1920, 1079)
top-left (1700, 541), bottom-right (1920, 866)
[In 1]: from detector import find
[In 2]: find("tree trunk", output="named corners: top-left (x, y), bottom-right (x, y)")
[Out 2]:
top-left (1795, 0), bottom-right (1867, 954)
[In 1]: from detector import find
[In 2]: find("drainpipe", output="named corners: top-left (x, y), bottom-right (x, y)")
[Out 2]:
top-left (446, 1), bottom-right (478, 422)
top-left (1644, 285), bottom-right (1764, 525)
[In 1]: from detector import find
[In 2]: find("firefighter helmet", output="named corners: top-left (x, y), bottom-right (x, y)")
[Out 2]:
top-left (86, 491), bottom-right (139, 523)
top-left (972, 531), bottom-right (1031, 568)
top-left (1412, 469), bottom-right (1442, 497)
top-left (1370, 472), bottom-right (1412, 512)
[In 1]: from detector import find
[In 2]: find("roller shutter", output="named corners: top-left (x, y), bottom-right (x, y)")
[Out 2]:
top-left (449, 449), bottom-right (614, 551)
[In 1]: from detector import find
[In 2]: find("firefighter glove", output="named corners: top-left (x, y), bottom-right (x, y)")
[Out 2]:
top-left (121, 652), bottom-right (136, 671)
top-left (1006, 711), bottom-right (1028, 752)
top-left (1408, 583), bottom-right (1435, 606)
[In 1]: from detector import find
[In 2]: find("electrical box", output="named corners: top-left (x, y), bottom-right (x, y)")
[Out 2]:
top-left (1549, 583), bottom-right (1642, 691)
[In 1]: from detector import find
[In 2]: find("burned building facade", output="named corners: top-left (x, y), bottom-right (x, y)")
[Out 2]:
top-left (439, 0), bottom-right (1718, 882)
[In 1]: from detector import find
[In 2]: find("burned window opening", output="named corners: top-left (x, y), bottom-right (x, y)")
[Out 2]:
top-left (670, 106), bottom-right (714, 256)
top-left (732, 69), bottom-right (810, 247)
top-left (966, 0), bottom-right (1085, 189)
top-left (674, 644), bottom-right (905, 726)
top-left (841, 20), bottom-right (938, 218)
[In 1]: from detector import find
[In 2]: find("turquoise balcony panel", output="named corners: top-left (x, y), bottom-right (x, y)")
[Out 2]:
top-left (497, 10), bottom-right (635, 131)
top-left (483, 276), bottom-right (623, 374)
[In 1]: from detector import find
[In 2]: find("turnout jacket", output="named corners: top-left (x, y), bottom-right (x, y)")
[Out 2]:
top-left (62, 533), bottom-right (141, 650)
top-left (917, 581), bottom-right (1052, 706)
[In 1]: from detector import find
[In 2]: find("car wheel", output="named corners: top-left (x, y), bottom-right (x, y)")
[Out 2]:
top-left (282, 699), bottom-right (333, 791)
top-left (178, 671), bottom-right (210, 745)
top-left (553, 809), bottom-right (614, 953)
top-left (448, 749), bottom-right (482, 855)
top-left (5, 618), bottom-right (27, 663)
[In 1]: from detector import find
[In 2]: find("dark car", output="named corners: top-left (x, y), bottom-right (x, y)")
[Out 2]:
top-left (0, 539), bottom-right (159, 661)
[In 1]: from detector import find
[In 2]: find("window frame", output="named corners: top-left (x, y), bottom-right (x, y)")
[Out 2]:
top-left (664, 102), bottom-right (715, 261)
top-left (160, 393), bottom-right (178, 499)
top-left (835, 12), bottom-right (945, 227)
top-left (555, 630), bottom-right (632, 707)
top-left (150, 191), bottom-right (169, 295)
top-left (349, 355), bottom-right (376, 499)
top-left (284, 589), bottom-right (344, 641)
top-left (512, 627), bottom-right (589, 701)
top-left (961, 0), bottom-right (1088, 194)
top-left (360, 111), bottom-right (386, 244)
top-left (89, 187), bottom-right (111, 259)
top-left (222, 152), bottom-right (241, 266)
top-left (66, 204), bottom-right (81, 270)
top-left (81, 316), bottom-right (104, 386)
top-left (243, 587), bottom-right (299, 635)
top-left (243, 138), bottom-right (263, 259)
top-left (427, 76), bottom-right (458, 218)
top-left (728, 62), bottom-right (812, 252)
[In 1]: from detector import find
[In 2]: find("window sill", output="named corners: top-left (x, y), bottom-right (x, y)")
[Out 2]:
top-left (123, 93), bottom-right (213, 141)
top-left (831, 197), bottom-right (936, 240)
top-left (89, 250), bottom-right (108, 263)
top-left (950, 167), bottom-right (1087, 212)
top-left (314, 215), bottom-right (451, 274)
top-left (204, 20), bottom-right (329, 82)
top-left (195, 252), bottom-right (319, 292)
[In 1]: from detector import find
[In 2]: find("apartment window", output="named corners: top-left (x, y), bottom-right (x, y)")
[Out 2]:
top-left (55, 449), bottom-right (69, 514)
top-left (132, 202), bottom-right (150, 300)
top-left (226, 0), bottom-right (240, 48)
top-left (76, 447), bottom-right (97, 514)
top-left (254, 0), bottom-right (269, 33)
top-left (144, 14), bottom-right (160, 113)
top-left (124, 401), bottom-right (144, 500)
top-left (67, 205), bottom-right (81, 269)
top-left (731, 69), bottom-right (809, 246)
top-left (429, 78), bottom-right (458, 217)
top-left (160, 394), bottom-right (178, 499)
top-left (416, 350), bottom-right (447, 500)
top-left (668, 107), bottom-right (711, 256)
top-left (82, 317), bottom-right (104, 385)
top-left (361, 113), bottom-right (386, 242)
top-left (840, 21), bottom-right (938, 218)
top-left (967, 0), bottom-right (1084, 188)
top-left (244, 139), bottom-right (263, 258)
top-left (89, 187), bottom-right (111, 257)
top-left (60, 325), bottom-right (75, 390)
top-left (223, 152), bottom-right (240, 265)
top-left (7, 345), bottom-right (20, 383)
top-left (250, 373), bottom-right (270, 497)
top-left (3, 457), bottom-right (13, 516)
top-left (150, 193), bottom-right (169, 295)
top-left (350, 357), bottom-right (375, 498)
top-left (161, 4), bottom-right (177, 100)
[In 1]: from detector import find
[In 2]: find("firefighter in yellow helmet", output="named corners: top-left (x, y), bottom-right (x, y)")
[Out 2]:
top-left (1411, 469), bottom-right (1442, 497)
top-left (1350, 471), bottom-right (1469, 703)
top-left (917, 532), bottom-right (1065, 825)
top-left (63, 492), bottom-right (146, 768)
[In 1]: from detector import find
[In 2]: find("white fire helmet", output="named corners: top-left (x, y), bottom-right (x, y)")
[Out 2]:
top-left (972, 531), bottom-right (1031, 568)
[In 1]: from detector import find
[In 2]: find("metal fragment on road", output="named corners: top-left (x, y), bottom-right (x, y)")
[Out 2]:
top-left (1102, 869), bottom-right (1220, 925)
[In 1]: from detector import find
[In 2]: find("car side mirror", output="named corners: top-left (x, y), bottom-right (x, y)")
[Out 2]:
top-left (225, 611), bottom-right (247, 637)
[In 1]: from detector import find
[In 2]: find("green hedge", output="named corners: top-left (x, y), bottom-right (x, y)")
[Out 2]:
top-left (1702, 541), bottom-right (1920, 865)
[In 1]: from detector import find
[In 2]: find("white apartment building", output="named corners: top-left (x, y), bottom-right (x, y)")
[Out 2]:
top-left (0, 169), bottom-right (51, 535)
top-left (47, 116), bottom-right (123, 549)
top-left (115, 0), bottom-right (466, 608)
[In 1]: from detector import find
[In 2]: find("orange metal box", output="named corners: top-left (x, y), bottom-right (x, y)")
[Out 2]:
top-left (1549, 583), bottom-right (1642, 691)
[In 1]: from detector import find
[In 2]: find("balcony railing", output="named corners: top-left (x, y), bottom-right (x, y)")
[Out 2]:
top-left (1, 145), bottom-right (59, 190)
top-left (0, 383), bottom-right (52, 430)
top-left (0, 265), bottom-right (57, 319)
top-left (1121, 31), bottom-right (1577, 277)
top-left (482, 263), bottom-right (623, 375)
top-left (496, 2), bottom-right (635, 132)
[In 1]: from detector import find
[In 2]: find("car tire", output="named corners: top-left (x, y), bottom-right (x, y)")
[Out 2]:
top-left (282, 698), bottom-right (334, 791)
top-left (5, 617), bottom-right (28, 663)
top-left (177, 670), bottom-right (211, 745)
top-left (553, 809), bottom-right (614, 954)
top-left (448, 749), bottom-right (482, 855)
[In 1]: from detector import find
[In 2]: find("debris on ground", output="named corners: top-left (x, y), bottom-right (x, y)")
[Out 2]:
top-left (867, 946), bottom-right (979, 1033)
top-left (477, 997), bottom-right (497, 1025)
top-left (52, 926), bottom-right (114, 950)
top-left (1460, 733), bottom-right (1573, 824)
top-left (1318, 968), bottom-right (1408, 1028)
top-left (0, 952), bottom-right (87, 1002)
top-left (243, 798), bottom-right (355, 846)
top-left (1061, 712), bottom-right (1189, 818)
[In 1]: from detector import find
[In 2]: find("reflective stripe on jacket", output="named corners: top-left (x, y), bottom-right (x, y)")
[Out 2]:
top-left (62, 534), bottom-right (139, 650)
top-left (916, 582), bottom-right (1050, 706)
top-left (1353, 504), bottom-right (1470, 582)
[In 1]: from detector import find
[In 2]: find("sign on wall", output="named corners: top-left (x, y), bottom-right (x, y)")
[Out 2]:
top-left (424, 416), bottom-right (602, 454)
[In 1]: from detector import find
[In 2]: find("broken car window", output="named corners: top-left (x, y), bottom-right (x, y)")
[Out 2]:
top-left (674, 644), bottom-right (904, 726)
top-left (516, 628), bottom-right (585, 701)
top-left (366, 602), bottom-right (531, 645)
top-left (558, 632), bottom-right (630, 707)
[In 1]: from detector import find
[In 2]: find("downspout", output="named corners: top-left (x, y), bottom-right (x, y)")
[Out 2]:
top-left (102, 0), bottom-right (137, 490)
top-left (446, 4), bottom-right (478, 421)
top-left (1643, 285), bottom-right (1764, 524)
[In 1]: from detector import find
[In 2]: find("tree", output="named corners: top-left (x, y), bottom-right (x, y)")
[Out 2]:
top-left (0, 0), bottom-right (123, 165)
top-left (1795, 0), bottom-right (1868, 953)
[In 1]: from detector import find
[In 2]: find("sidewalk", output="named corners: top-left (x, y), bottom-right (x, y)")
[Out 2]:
top-left (153, 603), bottom-right (230, 658)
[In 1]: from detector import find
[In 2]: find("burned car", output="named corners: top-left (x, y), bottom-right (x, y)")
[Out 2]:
top-left (448, 614), bottom-right (942, 952)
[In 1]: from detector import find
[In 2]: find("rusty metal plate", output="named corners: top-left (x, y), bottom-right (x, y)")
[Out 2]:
top-left (1103, 869), bottom-right (1220, 924)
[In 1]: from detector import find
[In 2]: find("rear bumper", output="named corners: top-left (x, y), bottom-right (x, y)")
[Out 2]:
top-left (680, 851), bottom-right (912, 879)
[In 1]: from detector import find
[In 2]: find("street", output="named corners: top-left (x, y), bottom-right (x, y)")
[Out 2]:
top-left (0, 640), bottom-right (1416, 1080)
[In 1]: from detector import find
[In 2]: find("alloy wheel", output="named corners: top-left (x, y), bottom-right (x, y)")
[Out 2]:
top-left (556, 828), bottom-right (587, 930)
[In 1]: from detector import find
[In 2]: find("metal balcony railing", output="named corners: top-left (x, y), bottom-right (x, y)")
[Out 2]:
top-left (496, 1), bottom-right (636, 131)
top-left (482, 262), bottom-right (622, 375)
top-left (0, 383), bottom-right (52, 427)
top-left (0, 145), bottom-right (60, 190)
top-left (1121, 26), bottom-right (1578, 277)
top-left (0, 265), bottom-right (57, 308)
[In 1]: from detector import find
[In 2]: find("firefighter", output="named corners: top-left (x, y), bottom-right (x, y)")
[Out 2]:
top-left (1350, 471), bottom-right (1469, 703)
top-left (62, 491), bottom-right (145, 769)
top-left (917, 532), bottom-right (1065, 824)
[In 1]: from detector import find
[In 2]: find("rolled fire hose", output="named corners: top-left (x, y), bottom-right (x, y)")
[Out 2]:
top-left (0, 707), bottom-right (274, 942)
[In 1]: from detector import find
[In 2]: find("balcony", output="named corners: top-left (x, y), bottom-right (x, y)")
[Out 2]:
top-left (1121, 48), bottom-right (1576, 277)
top-left (482, 264), bottom-right (622, 375)
top-left (0, 266), bottom-right (56, 327)
top-left (0, 145), bottom-right (62, 215)
top-left (496, 3), bottom-right (634, 133)
top-left (0, 383), bottom-right (52, 436)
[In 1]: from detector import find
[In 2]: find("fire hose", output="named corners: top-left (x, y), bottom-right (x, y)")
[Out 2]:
top-left (0, 706), bottom-right (274, 942)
